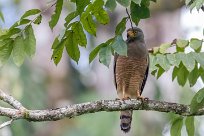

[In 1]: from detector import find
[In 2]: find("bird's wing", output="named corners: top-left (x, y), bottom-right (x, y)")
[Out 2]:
top-left (140, 55), bottom-right (149, 95)
top-left (113, 53), bottom-right (119, 89)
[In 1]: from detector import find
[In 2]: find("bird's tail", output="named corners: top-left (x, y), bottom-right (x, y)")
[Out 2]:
top-left (120, 110), bottom-right (133, 133)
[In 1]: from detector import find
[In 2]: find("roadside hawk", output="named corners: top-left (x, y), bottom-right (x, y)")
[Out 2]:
top-left (114, 27), bottom-right (149, 133)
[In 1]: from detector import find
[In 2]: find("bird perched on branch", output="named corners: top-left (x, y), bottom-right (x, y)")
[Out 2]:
top-left (114, 27), bottom-right (149, 133)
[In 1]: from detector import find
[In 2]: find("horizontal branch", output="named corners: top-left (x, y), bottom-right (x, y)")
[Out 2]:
top-left (0, 99), bottom-right (204, 122)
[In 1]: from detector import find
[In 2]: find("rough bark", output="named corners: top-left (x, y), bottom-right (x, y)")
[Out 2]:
top-left (0, 89), bottom-right (203, 125)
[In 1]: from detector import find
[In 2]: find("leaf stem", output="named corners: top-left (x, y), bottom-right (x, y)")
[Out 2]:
top-left (125, 8), bottom-right (134, 30)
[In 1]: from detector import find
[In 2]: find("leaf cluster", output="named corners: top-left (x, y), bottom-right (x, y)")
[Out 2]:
top-left (150, 38), bottom-right (204, 87)
top-left (0, 9), bottom-right (41, 66)
top-left (185, 0), bottom-right (204, 11)
top-left (171, 116), bottom-right (194, 136)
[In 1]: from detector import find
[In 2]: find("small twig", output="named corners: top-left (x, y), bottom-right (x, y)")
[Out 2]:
top-left (0, 89), bottom-right (26, 111)
top-left (148, 39), bottom-right (177, 53)
top-left (0, 119), bottom-right (13, 129)
top-left (42, 1), bottom-right (57, 14)
top-left (126, 8), bottom-right (134, 30)
top-left (19, 1), bottom-right (57, 34)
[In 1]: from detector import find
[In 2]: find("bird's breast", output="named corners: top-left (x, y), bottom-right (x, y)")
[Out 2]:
top-left (115, 56), bottom-right (148, 98)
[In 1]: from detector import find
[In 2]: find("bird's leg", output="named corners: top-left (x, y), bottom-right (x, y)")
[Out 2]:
top-left (136, 91), bottom-right (149, 102)
top-left (122, 97), bottom-right (131, 101)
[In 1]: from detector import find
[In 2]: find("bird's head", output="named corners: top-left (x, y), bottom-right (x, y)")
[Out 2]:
top-left (127, 27), bottom-right (144, 40)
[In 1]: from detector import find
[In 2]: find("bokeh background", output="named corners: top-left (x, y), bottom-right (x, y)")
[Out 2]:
top-left (0, 0), bottom-right (204, 136)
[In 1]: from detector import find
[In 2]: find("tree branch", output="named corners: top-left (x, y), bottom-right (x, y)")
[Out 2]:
top-left (0, 119), bottom-right (13, 129)
top-left (0, 89), bottom-right (26, 111)
top-left (0, 90), bottom-right (203, 125)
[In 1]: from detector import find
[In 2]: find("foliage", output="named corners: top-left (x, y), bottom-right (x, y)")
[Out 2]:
top-left (170, 116), bottom-right (195, 136)
top-left (185, 0), bottom-right (204, 11)
top-left (150, 38), bottom-right (204, 87)
top-left (0, 0), bottom-right (204, 135)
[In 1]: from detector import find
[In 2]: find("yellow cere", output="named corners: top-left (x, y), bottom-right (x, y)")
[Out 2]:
top-left (128, 30), bottom-right (137, 37)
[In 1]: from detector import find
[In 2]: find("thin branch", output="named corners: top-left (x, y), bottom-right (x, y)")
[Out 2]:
top-left (126, 8), bottom-right (134, 30)
top-left (0, 119), bottom-right (13, 129)
top-left (20, 1), bottom-right (57, 34)
top-left (148, 39), bottom-right (177, 53)
top-left (0, 89), bottom-right (26, 111)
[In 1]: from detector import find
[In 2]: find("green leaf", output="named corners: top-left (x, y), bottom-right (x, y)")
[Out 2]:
top-left (142, 0), bottom-right (151, 7)
top-left (0, 11), bottom-right (5, 22)
top-left (116, 0), bottom-right (131, 7)
top-left (190, 88), bottom-right (204, 113)
top-left (51, 40), bottom-right (65, 65)
top-left (0, 40), bottom-right (13, 66)
top-left (81, 13), bottom-right (96, 36)
top-left (130, 2), bottom-right (150, 25)
top-left (156, 65), bottom-right (165, 79)
top-left (192, 52), bottom-right (204, 68)
top-left (64, 11), bottom-right (78, 27)
top-left (24, 25), bottom-right (36, 58)
top-left (132, 0), bottom-right (142, 5)
top-left (149, 54), bottom-right (158, 73)
top-left (51, 36), bottom-right (60, 49)
top-left (190, 38), bottom-right (202, 52)
top-left (188, 64), bottom-right (199, 87)
top-left (9, 19), bottom-right (31, 30)
top-left (115, 17), bottom-right (127, 35)
top-left (180, 53), bottom-right (195, 72)
top-left (89, 43), bottom-right (107, 63)
top-left (91, 0), bottom-right (104, 12)
top-left (0, 28), bottom-right (21, 40)
top-left (199, 67), bottom-right (204, 83)
top-left (189, 1), bottom-right (196, 11)
top-left (20, 19), bottom-right (31, 25)
top-left (93, 9), bottom-right (110, 25)
top-left (72, 22), bottom-right (87, 47)
top-left (33, 15), bottom-right (42, 25)
top-left (20, 9), bottom-right (41, 20)
top-left (105, 0), bottom-right (117, 11)
top-left (185, 117), bottom-right (195, 136)
top-left (49, 0), bottom-right (63, 30)
top-left (185, 0), bottom-right (191, 5)
top-left (65, 31), bottom-right (80, 63)
top-left (99, 46), bottom-right (112, 67)
top-left (0, 29), bottom-right (8, 37)
top-left (12, 36), bottom-right (26, 66)
top-left (195, 0), bottom-right (204, 10)
top-left (170, 117), bottom-right (183, 136)
top-left (177, 63), bottom-right (189, 86)
top-left (153, 47), bottom-right (159, 54)
top-left (76, 0), bottom-right (90, 14)
top-left (176, 39), bottom-right (189, 48)
top-left (167, 54), bottom-right (181, 67)
top-left (8, 28), bottom-right (21, 36)
top-left (111, 35), bottom-right (127, 56)
top-left (159, 43), bottom-right (171, 54)
top-left (172, 66), bottom-right (179, 81)
top-left (156, 54), bottom-right (171, 71)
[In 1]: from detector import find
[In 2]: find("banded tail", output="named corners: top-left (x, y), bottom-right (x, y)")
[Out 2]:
top-left (120, 110), bottom-right (133, 133)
